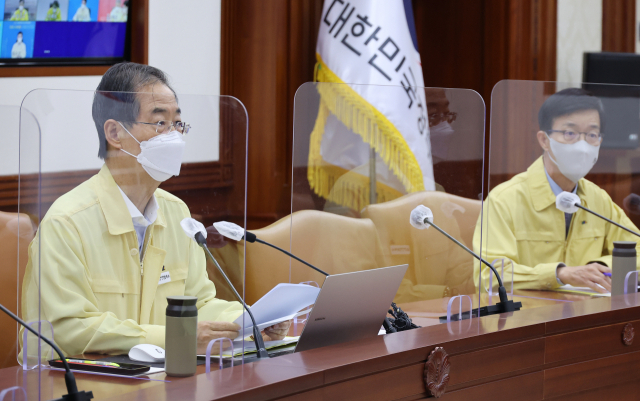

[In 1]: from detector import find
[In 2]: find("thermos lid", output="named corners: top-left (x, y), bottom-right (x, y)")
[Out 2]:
top-left (166, 296), bottom-right (198, 306)
top-left (166, 296), bottom-right (198, 317)
top-left (613, 241), bottom-right (637, 249)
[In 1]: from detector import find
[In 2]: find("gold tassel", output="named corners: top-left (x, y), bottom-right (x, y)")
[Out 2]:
top-left (305, 54), bottom-right (425, 209)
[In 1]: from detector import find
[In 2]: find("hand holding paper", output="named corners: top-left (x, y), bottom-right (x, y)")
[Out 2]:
top-left (262, 320), bottom-right (292, 341)
top-left (233, 283), bottom-right (320, 339)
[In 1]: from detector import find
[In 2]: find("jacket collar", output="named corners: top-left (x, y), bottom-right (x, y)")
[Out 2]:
top-left (94, 165), bottom-right (167, 236)
top-left (527, 156), bottom-right (587, 212)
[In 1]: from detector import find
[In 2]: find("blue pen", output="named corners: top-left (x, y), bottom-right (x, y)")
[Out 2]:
top-left (603, 272), bottom-right (612, 277)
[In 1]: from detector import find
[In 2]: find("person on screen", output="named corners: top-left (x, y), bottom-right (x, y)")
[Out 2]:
top-left (21, 62), bottom-right (291, 357)
top-left (71, 0), bottom-right (91, 21)
top-left (107, 0), bottom-right (128, 22)
top-left (473, 88), bottom-right (640, 294)
top-left (44, 1), bottom-right (62, 21)
top-left (10, 31), bottom-right (26, 58)
top-left (9, 0), bottom-right (29, 21)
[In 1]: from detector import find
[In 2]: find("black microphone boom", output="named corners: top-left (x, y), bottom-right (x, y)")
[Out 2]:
top-left (420, 218), bottom-right (522, 321)
top-left (243, 232), bottom-right (329, 277)
top-left (193, 232), bottom-right (269, 358)
top-left (574, 204), bottom-right (640, 238)
top-left (0, 303), bottom-right (93, 401)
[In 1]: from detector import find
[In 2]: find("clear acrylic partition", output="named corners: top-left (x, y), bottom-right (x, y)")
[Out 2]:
top-left (0, 105), bottom-right (39, 374)
top-left (8, 89), bottom-right (248, 399)
top-left (484, 80), bottom-right (640, 312)
top-left (283, 82), bottom-right (485, 328)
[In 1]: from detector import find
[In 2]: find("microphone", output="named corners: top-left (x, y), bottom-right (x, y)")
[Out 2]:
top-left (213, 221), bottom-right (329, 277)
top-left (0, 303), bottom-right (94, 401)
top-left (180, 218), bottom-right (269, 358)
top-left (410, 205), bottom-right (522, 319)
top-left (623, 193), bottom-right (640, 216)
top-left (556, 192), bottom-right (640, 238)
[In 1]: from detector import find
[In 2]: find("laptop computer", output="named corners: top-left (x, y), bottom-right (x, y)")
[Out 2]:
top-left (294, 264), bottom-right (409, 353)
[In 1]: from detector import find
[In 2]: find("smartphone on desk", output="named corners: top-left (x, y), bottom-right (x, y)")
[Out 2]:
top-left (49, 358), bottom-right (150, 376)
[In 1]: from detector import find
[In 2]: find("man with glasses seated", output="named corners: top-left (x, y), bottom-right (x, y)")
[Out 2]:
top-left (21, 62), bottom-right (289, 357)
top-left (474, 88), bottom-right (640, 294)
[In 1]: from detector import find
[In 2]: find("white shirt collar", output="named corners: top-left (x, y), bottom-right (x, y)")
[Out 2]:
top-left (117, 187), bottom-right (158, 228)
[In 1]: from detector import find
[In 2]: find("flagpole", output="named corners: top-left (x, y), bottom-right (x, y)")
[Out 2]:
top-left (369, 146), bottom-right (377, 205)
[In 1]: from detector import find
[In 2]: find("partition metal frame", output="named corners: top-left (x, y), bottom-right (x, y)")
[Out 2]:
top-left (288, 82), bottom-right (487, 326)
top-left (6, 89), bottom-right (250, 399)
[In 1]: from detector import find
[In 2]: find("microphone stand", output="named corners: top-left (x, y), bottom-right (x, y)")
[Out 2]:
top-left (194, 233), bottom-right (269, 358)
top-left (575, 204), bottom-right (640, 238)
top-left (425, 220), bottom-right (522, 321)
top-left (0, 303), bottom-right (93, 401)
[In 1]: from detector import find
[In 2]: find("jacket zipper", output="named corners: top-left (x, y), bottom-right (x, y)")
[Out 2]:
top-left (133, 231), bottom-right (144, 277)
top-left (564, 198), bottom-right (585, 262)
top-left (138, 232), bottom-right (147, 320)
top-left (563, 214), bottom-right (573, 261)
top-left (136, 226), bottom-right (153, 319)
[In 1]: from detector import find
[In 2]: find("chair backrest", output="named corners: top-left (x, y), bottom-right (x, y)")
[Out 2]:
top-left (206, 241), bottom-right (244, 303)
top-left (244, 210), bottom-right (384, 304)
top-left (0, 211), bottom-right (35, 368)
top-left (361, 191), bottom-right (481, 301)
top-left (448, 195), bottom-right (482, 249)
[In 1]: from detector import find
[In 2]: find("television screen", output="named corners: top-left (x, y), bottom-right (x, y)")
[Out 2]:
top-left (0, 0), bottom-right (129, 65)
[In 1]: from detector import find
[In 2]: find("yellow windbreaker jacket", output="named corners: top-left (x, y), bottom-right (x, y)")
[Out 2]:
top-left (21, 165), bottom-right (243, 356)
top-left (473, 157), bottom-right (640, 291)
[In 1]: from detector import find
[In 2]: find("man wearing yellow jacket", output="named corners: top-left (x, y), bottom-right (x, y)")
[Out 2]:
top-left (10, 0), bottom-right (29, 20)
top-left (474, 88), bottom-right (640, 294)
top-left (22, 63), bottom-right (289, 357)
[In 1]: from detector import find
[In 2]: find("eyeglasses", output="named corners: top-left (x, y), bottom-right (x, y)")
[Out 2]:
top-left (128, 120), bottom-right (191, 134)
top-left (428, 112), bottom-right (457, 127)
top-left (546, 130), bottom-right (602, 146)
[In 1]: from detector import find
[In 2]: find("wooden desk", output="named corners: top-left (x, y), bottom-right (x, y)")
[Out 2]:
top-left (3, 292), bottom-right (640, 400)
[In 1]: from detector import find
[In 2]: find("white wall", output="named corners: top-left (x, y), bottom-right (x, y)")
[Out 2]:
top-left (557, 0), bottom-right (603, 84)
top-left (148, 0), bottom-right (223, 165)
top-left (148, 0), bottom-right (221, 96)
top-left (0, 0), bottom-right (222, 175)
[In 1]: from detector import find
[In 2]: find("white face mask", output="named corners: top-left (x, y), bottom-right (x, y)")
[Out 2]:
top-left (429, 121), bottom-right (454, 161)
top-left (119, 122), bottom-right (186, 182)
top-left (17, 37), bottom-right (22, 43)
top-left (547, 134), bottom-right (600, 183)
top-left (19, 5), bottom-right (24, 10)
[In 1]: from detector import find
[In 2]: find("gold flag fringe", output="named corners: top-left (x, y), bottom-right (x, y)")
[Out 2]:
top-left (307, 103), bottom-right (404, 211)
top-left (307, 53), bottom-right (425, 210)
top-left (327, 167), bottom-right (405, 212)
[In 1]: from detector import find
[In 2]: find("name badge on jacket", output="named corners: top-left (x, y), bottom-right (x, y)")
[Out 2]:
top-left (158, 270), bottom-right (171, 285)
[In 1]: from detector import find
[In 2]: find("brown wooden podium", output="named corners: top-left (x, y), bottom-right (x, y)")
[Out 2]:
top-left (2, 291), bottom-right (640, 400)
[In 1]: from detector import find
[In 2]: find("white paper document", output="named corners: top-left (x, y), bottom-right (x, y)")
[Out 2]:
top-left (232, 283), bottom-right (320, 339)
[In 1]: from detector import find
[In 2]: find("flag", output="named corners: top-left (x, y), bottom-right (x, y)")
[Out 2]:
top-left (308, 0), bottom-right (435, 211)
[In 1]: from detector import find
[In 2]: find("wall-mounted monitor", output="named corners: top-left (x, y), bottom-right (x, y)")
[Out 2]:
top-left (583, 52), bottom-right (640, 150)
top-left (0, 0), bottom-right (130, 66)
